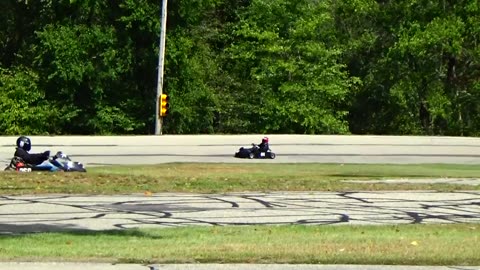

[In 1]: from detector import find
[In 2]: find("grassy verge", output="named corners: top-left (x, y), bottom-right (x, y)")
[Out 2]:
top-left (0, 163), bottom-right (479, 195)
top-left (0, 224), bottom-right (478, 265)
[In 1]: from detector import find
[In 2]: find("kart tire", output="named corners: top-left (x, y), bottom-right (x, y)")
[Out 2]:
top-left (270, 153), bottom-right (276, 159)
top-left (248, 152), bottom-right (254, 159)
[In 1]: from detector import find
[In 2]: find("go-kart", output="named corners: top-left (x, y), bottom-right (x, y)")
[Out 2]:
top-left (234, 144), bottom-right (276, 159)
top-left (4, 151), bottom-right (87, 172)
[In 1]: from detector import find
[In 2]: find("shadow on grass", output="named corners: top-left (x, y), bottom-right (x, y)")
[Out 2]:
top-left (0, 223), bottom-right (164, 239)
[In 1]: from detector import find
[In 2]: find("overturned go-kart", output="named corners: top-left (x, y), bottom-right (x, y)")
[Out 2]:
top-left (234, 144), bottom-right (276, 159)
top-left (4, 151), bottom-right (87, 172)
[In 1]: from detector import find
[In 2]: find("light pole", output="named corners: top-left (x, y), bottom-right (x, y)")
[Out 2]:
top-left (155, 0), bottom-right (168, 135)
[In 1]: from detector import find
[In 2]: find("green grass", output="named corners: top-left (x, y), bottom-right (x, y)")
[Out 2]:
top-left (0, 163), bottom-right (479, 195)
top-left (0, 224), bottom-right (478, 265)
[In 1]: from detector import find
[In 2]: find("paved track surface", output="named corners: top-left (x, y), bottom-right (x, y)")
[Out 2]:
top-left (1, 191), bottom-right (479, 234)
top-left (0, 263), bottom-right (478, 270)
top-left (1, 135), bottom-right (480, 166)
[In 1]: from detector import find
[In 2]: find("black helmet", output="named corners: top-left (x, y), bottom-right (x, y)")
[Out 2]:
top-left (16, 136), bottom-right (31, 151)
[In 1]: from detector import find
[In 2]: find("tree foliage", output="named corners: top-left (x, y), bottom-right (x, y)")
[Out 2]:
top-left (0, 0), bottom-right (479, 135)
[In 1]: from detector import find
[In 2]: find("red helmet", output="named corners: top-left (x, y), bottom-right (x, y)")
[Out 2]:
top-left (262, 137), bottom-right (269, 143)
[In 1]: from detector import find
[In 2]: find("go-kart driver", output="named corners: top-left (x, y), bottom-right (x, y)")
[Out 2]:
top-left (14, 136), bottom-right (61, 171)
top-left (254, 137), bottom-right (270, 152)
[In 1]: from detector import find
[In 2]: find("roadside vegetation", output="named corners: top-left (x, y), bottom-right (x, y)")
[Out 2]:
top-left (1, 1), bottom-right (480, 135)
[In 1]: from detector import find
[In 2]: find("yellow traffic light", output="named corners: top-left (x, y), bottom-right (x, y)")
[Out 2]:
top-left (159, 94), bottom-right (169, 117)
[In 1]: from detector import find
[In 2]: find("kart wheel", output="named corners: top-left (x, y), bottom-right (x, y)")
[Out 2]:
top-left (248, 152), bottom-right (254, 159)
top-left (270, 153), bottom-right (276, 159)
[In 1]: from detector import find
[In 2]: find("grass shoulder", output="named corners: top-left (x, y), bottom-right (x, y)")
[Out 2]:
top-left (0, 224), bottom-right (478, 265)
top-left (0, 163), bottom-right (479, 195)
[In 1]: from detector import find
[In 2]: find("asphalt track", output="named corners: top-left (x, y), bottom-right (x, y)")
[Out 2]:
top-left (1, 191), bottom-right (479, 234)
top-left (1, 135), bottom-right (480, 166)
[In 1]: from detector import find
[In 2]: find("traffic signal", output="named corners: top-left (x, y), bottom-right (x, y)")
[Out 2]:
top-left (159, 94), bottom-right (169, 117)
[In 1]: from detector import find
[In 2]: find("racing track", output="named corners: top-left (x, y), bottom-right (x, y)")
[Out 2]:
top-left (1, 191), bottom-right (479, 234)
top-left (1, 134), bottom-right (480, 165)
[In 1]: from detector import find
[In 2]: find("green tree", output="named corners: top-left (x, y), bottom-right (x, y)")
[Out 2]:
top-left (222, 0), bottom-right (355, 134)
top-left (345, 0), bottom-right (480, 136)
top-left (0, 68), bottom-right (59, 134)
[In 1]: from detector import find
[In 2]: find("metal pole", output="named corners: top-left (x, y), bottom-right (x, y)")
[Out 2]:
top-left (155, 0), bottom-right (168, 135)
